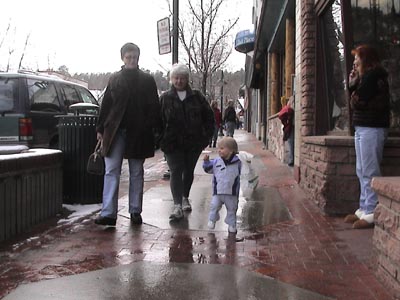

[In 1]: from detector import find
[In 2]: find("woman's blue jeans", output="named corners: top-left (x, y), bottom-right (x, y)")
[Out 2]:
top-left (354, 126), bottom-right (387, 215)
top-left (101, 130), bottom-right (144, 219)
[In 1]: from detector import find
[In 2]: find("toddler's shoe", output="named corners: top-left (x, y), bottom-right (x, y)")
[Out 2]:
top-left (228, 225), bottom-right (237, 233)
top-left (207, 220), bottom-right (216, 229)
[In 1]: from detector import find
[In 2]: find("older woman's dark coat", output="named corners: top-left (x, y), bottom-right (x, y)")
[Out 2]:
top-left (96, 68), bottom-right (161, 158)
top-left (159, 86), bottom-right (215, 154)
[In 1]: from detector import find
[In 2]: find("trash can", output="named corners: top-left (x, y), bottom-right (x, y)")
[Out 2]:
top-left (58, 103), bottom-right (103, 204)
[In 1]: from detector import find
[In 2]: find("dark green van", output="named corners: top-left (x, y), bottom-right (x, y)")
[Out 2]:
top-left (0, 72), bottom-right (99, 148)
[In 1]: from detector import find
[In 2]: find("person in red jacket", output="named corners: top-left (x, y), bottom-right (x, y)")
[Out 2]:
top-left (278, 96), bottom-right (294, 166)
top-left (209, 100), bottom-right (222, 147)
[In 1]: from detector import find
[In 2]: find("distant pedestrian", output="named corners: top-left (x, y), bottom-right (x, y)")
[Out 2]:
top-left (203, 137), bottom-right (241, 234)
top-left (209, 100), bottom-right (222, 148)
top-left (159, 63), bottom-right (215, 222)
top-left (223, 100), bottom-right (237, 137)
top-left (95, 42), bottom-right (161, 226)
top-left (278, 96), bottom-right (295, 167)
top-left (344, 44), bottom-right (390, 229)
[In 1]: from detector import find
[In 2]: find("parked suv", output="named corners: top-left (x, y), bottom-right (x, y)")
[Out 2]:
top-left (0, 72), bottom-right (99, 148)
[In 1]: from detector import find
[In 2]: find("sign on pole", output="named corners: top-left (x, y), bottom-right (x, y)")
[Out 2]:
top-left (157, 17), bottom-right (171, 55)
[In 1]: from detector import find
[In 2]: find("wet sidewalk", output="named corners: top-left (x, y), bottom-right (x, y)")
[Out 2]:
top-left (0, 130), bottom-right (393, 299)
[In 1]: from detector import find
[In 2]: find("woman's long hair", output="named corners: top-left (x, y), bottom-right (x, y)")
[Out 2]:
top-left (351, 44), bottom-right (380, 75)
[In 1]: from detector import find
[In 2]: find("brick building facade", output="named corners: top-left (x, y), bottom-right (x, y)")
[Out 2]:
top-left (242, 0), bottom-right (400, 296)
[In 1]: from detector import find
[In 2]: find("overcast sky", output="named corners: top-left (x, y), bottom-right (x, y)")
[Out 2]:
top-left (1, 0), bottom-right (253, 74)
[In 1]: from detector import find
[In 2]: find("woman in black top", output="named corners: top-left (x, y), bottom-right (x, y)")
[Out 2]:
top-left (344, 45), bottom-right (390, 229)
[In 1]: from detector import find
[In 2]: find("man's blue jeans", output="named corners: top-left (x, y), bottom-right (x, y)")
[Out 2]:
top-left (101, 130), bottom-right (144, 219)
top-left (354, 126), bottom-right (387, 215)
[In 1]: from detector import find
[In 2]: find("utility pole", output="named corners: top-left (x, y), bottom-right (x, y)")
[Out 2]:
top-left (172, 0), bottom-right (179, 64)
top-left (219, 70), bottom-right (224, 136)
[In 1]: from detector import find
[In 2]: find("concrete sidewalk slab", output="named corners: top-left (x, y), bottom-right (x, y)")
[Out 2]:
top-left (3, 262), bottom-right (332, 300)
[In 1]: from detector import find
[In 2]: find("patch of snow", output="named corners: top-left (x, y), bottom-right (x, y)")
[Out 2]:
top-left (0, 148), bottom-right (61, 160)
top-left (57, 204), bottom-right (101, 225)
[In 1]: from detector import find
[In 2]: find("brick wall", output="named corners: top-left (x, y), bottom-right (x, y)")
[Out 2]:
top-left (300, 136), bottom-right (400, 215)
top-left (300, 0), bottom-right (316, 137)
top-left (372, 177), bottom-right (400, 299)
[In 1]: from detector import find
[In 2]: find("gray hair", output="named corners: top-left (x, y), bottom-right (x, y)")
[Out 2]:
top-left (170, 63), bottom-right (190, 78)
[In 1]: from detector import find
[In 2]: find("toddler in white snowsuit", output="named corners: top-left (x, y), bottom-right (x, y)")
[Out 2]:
top-left (203, 137), bottom-right (241, 233)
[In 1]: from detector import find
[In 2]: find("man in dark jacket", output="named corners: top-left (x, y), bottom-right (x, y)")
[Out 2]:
top-left (94, 42), bottom-right (161, 226)
top-left (223, 100), bottom-right (237, 137)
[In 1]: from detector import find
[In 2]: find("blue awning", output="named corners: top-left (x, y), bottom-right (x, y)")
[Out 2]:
top-left (235, 30), bottom-right (255, 53)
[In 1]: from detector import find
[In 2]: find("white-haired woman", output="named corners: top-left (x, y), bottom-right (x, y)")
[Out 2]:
top-left (159, 63), bottom-right (215, 221)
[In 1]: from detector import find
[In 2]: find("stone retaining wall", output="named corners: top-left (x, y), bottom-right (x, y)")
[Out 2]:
top-left (268, 113), bottom-right (294, 164)
top-left (300, 136), bottom-right (400, 215)
top-left (0, 149), bottom-right (63, 242)
top-left (372, 177), bottom-right (400, 299)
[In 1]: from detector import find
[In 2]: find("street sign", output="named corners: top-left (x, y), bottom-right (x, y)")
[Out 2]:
top-left (157, 17), bottom-right (171, 55)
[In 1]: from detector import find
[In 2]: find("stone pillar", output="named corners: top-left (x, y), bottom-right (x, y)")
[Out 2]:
top-left (270, 52), bottom-right (280, 115)
top-left (285, 18), bottom-right (295, 98)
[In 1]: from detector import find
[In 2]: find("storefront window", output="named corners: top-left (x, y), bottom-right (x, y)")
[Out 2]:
top-left (321, 0), bottom-right (349, 131)
top-left (351, 0), bottom-right (400, 129)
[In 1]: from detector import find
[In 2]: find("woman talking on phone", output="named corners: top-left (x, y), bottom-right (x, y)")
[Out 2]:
top-left (344, 45), bottom-right (390, 229)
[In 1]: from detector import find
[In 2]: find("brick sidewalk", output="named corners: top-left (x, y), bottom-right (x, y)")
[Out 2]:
top-left (0, 130), bottom-right (393, 300)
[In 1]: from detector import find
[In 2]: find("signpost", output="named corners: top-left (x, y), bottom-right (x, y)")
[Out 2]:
top-left (157, 17), bottom-right (171, 55)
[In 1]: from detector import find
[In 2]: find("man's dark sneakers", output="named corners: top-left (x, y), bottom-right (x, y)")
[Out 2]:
top-left (94, 216), bottom-right (116, 226)
top-left (131, 213), bottom-right (143, 225)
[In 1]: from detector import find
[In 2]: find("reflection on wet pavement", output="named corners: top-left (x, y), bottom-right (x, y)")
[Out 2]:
top-left (120, 154), bottom-right (291, 232)
top-left (123, 184), bottom-right (291, 232)
top-left (3, 262), bottom-right (333, 300)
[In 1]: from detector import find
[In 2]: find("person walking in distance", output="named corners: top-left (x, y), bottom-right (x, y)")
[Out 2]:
top-left (95, 42), bottom-right (161, 226)
top-left (159, 63), bottom-right (215, 222)
top-left (203, 137), bottom-right (241, 234)
top-left (224, 100), bottom-right (237, 137)
top-left (344, 44), bottom-right (390, 229)
top-left (209, 100), bottom-right (222, 148)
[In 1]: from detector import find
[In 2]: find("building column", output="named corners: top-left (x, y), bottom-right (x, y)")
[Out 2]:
top-left (270, 52), bottom-right (280, 115)
top-left (285, 18), bottom-right (295, 98)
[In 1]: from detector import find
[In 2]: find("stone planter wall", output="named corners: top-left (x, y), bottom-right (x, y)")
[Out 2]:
top-left (268, 114), bottom-right (292, 164)
top-left (300, 136), bottom-right (400, 215)
top-left (372, 177), bottom-right (400, 299)
top-left (0, 149), bottom-right (63, 242)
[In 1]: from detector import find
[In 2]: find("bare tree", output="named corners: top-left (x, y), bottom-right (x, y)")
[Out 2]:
top-left (18, 32), bottom-right (31, 70)
top-left (6, 26), bottom-right (16, 72)
top-left (0, 21), bottom-right (11, 50)
top-left (168, 0), bottom-right (239, 95)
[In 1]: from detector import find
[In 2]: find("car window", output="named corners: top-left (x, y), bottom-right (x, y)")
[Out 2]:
top-left (61, 84), bottom-right (81, 108)
top-left (0, 77), bottom-right (18, 112)
top-left (27, 79), bottom-right (61, 112)
top-left (75, 86), bottom-right (98, 104)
